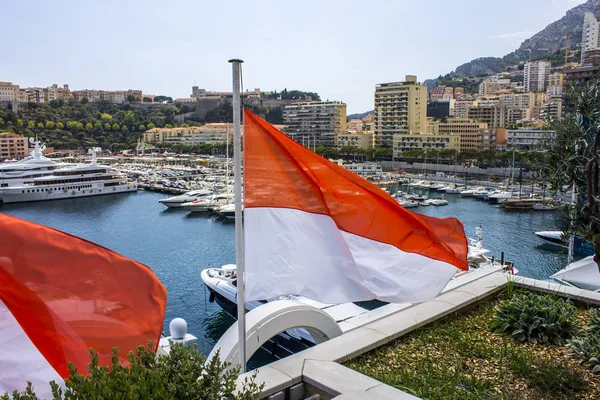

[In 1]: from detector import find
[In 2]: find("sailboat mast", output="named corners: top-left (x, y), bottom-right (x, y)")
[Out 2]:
top-left (229, 58), bottom-right (246, 373)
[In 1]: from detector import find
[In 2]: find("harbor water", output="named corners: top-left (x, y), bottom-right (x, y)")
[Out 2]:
top-left (0, 188), bottom-right (576, 358)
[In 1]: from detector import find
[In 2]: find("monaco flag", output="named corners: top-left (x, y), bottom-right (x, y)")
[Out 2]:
top-left (243, 110), bottom-right (468, 304)
top-left (0, 214), bottom-right (167, 397)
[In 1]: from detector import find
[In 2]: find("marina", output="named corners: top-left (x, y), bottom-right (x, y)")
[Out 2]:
top-left (0, 185), bottom-right (578, 363)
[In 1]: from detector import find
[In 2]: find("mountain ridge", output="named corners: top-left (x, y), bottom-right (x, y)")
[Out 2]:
top-left (432, 0), bottom-right (600, 81)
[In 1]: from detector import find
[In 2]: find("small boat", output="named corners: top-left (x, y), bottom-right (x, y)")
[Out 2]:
top-left (550, 256), bottom-right (600, 292)
top-left (159, 189), bottom-right (213, 208)
top-left (425, 198), bottom-right (449, 206)
top-left (215, 203), bottom-right (236, 219)
top-left (413, 195), bottom-right (428, 201)
top-left (532, 203), bottom-right (559, 211)
top-left (445, 186), bottom-right (463, 194)
top-left (398, 199), bottom-right (419, 208)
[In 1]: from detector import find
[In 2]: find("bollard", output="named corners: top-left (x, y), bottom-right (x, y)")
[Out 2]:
top-left (500, 252), bottom-right (504, 266)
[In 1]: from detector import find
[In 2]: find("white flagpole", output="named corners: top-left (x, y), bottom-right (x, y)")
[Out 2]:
top-left (229, 58), bottom-right (246, 373)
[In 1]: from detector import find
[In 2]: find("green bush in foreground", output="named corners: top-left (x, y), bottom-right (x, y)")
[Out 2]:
top-left (569, 308), bottom-right (600, 373)
top-left (489, 292), bottom-right (577, 345)
top-left (1, 342), bottom-right (263, 400)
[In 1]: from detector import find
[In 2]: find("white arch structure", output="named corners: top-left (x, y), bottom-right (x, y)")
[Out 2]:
top-left (207, 299), bottom-right (343, 367)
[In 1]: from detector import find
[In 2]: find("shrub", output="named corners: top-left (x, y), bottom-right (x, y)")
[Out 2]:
top-left (568, 308), bottom-right (600, 373)
top-left (568, 334), bottom-right (600, 373)
top-left (1, 342), bottom-right (263, 400)
top-left (489, 292), bottom-right (577, 345)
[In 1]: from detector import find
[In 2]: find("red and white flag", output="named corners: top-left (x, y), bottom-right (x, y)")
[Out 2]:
top-left (243, 110), bottom-right (468, 304)
top-left (0, 214), bottom-right (167, 397)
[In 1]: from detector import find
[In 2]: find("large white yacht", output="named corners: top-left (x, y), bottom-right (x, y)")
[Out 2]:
top-left (1, 148), bottom-right (137, 204)
top-left (0, 138), bottom-right (63, 191)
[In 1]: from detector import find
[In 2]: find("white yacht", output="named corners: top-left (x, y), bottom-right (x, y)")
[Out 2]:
top-left (215, 203), bottom-right (236, 219)
top-left (181, 193), bottom-right (233, 212)
top-left (158, 189), bottom-right (213, 208)
top-left (0, 138), bottom-right (63, 193)
top-left (1, 148), bottom-right (137, 204)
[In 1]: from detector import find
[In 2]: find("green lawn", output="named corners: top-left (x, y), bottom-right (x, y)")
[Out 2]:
top-left (345, 292), bottom-right (599, 400)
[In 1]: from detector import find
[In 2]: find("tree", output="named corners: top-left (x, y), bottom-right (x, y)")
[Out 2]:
top-left (139, 124), bottom-right (146, 131)
top-left (104, 122), bottom-right (111, 131)
top-left (112, 123), bottom-right (120, 132)
top-left (80, 97), bottom-right (89, 104)
top-left (27, 121), bottom-right (35, 130)
top-left (85, 122), bottom-right (93, 132)
top-left (121, 125), bottom-right (129, 132)
top-left (127, 94), bottom-right (141, 103)
top-left (93, 121), bottom-right (103, 132)
top-left (45, 121), bottom-right (55, 129)
top-left (544, 83), bottom-right (600, 269)
top-left (56, 122), bottom-right (64, 130)
top-left (1, 342), bottom-right (263, 400)
top-left (146, 122), bottom-right (155, 130)
top-left (16, 119), bottom-right (23, 128)
top-left (100, 113), bottom-right (112, 122)
top-left (143, 96), bottom-right (152, 103)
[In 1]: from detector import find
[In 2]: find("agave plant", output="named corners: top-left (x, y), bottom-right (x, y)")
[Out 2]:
top-left (490, 292), bottom-right (577, 345)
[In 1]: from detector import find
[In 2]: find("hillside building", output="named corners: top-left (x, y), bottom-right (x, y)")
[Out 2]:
top-left (582, 12), bottom-right (600, 62)
top-left (0, 132), bottom-right (28, 161)
top-left (335, 131), bottom-right (374, 151)
top-left (523, 61), bottom-right (551, 92)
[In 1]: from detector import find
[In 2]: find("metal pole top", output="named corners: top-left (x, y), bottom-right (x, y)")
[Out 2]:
top-left (228, 59), bottom-right (244, 64)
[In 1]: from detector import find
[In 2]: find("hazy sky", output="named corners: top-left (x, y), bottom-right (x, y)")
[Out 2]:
top-left (0, 0), bottom-right (587, 113)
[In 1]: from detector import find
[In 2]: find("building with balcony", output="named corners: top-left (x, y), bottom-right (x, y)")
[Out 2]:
top-left (392, 134), bottom-right (460, 158)
top-left (374, 76), bottom-right (427, 148)
top-left (523, 61), bottom-right (551, 92)
top-left (427, 118), bottom-right (499, 151)
top-left (505, 127), bottom-right (556, 150)
top-left (283, 101), bottom-right (347, 148)
top-left (0, 133), bottom-right (28, 160)
top-left (335, 131), bottom-right (374, 151)
top-left (427, 99), bottom-right (454, 119)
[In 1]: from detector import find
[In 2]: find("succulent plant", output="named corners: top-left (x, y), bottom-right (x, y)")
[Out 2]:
top-left (490, 292), bottom-right (577, 345)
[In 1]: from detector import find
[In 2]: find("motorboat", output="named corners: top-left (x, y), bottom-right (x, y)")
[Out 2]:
top-left (201, 265), bottom-right (370, 359)
top-left (487, 190), bottom-right (518, 203)
top-left (534, 231), bottom-right (595, 256)
top-left (460, 187), bottom-right (483, 197)
top-left (182, 193), bottom-right (233, 212)
top-left (445, 186), bottom-right (463, 194)
top-left (397, 199), bottom-right (419, 208)
top-left (468, 226), bottom-right (517, 274)
top-left (215, 203), bottom-right (236, 219)
top-left (550, 256), bottom-right (600, 292)
top-left (425, 198), bottom-right (448, 206)
top-left (159, 189), bottom-right (213, 208)
top-left (532, 203), bottom-right (559, 211)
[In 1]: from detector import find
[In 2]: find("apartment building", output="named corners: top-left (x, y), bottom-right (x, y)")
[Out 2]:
top-left (283, 101), bottom-right (347, 147)
top-left (0, 133), bottom-right (28, 161)
top-left (427, 99), bottom-right (455, 119)
top-left (374, 75), bottom-right (427, 148)
top-left (467, 104), bottom-right (506, 128)
top-left (335, 131), bottom-right (374, 151)
top-left (347, 119), bottom-right (364, 132)
top-left (392, 134), bottom-right (460, 158)
top-left (453, 100), bottom-right (476, 118)
top-left (0, 82), bottom-right (19, 101)
top-left (582, 12), bottom-right (600, 61)
top-left (427, 117), bottom-right (497, 151)
top-left (143, 124), bottom-right (242, 144)
top-left (505, 128), bottom-right (556, 150)
top-left (523, 61), bottom-right (551, 92)
top-left (540, 99), bottom-right (563, 121)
